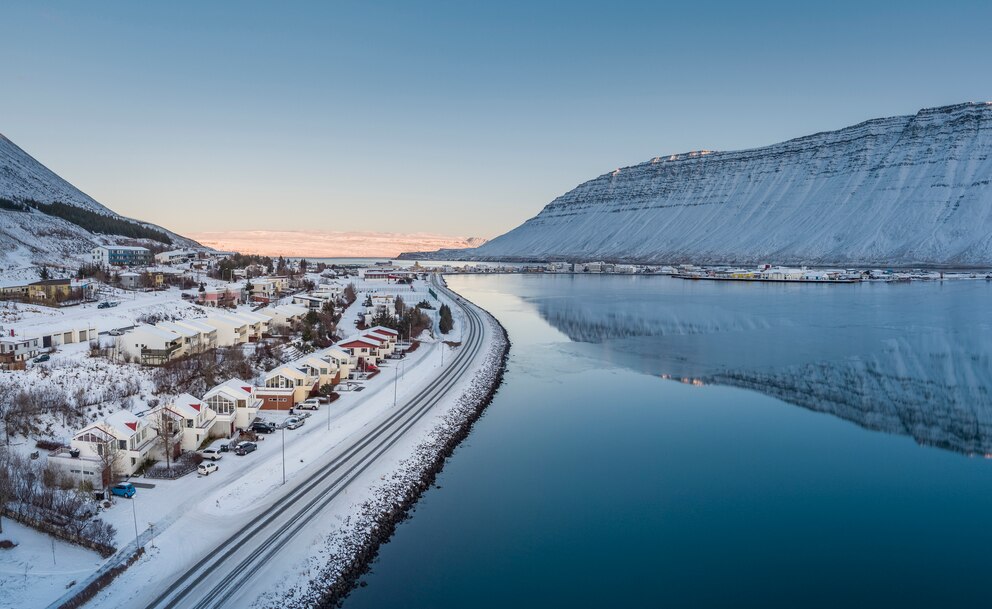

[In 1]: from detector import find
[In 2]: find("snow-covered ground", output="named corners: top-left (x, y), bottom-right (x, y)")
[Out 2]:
top-left (0, 274), bottom-right (493, 609)
top-left (0, 519), bottom-right (105, 605)
top-left (61, 278), bottom-right (494, 609)
top-left (1, 286), bottom-right (204, 336)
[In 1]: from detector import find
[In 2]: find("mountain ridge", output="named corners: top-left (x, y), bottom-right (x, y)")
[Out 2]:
top-left (0, 132), bottom-right (202, 276)
top-left (401, 101), bottom-right (992, 266)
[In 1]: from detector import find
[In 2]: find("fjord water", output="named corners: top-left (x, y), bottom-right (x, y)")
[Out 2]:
top-left (344, 274), bottom-right (992, 609)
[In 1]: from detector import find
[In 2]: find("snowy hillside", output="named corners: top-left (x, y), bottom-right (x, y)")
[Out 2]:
top-left (0, 133), bottom-right (201, 274)
top-left (412, 102), bottom-right (992, 266)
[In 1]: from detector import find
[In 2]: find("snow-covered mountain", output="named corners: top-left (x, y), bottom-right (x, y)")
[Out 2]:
top-left (0, 133), bottom-right (201, 276)
top-left (407, 102), bottom-right (992, 266)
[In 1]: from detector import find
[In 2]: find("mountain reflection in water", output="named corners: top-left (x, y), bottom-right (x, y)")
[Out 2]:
top-left (529, 275), bottom-right (992, 456)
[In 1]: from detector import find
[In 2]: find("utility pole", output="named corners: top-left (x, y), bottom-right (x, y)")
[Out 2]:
top-left (393, 365), bottom-right (398, 407)
top-left (281, 425), bottom-right (286, 485)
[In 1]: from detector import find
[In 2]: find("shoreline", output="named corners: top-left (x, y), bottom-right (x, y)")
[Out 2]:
top-left (270, 296), bottom-right (511, 609)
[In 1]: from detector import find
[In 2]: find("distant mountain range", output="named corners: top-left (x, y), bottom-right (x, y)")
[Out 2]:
top-left (402, 102), bottom-right (992, 267)
top-left (0, 133), bottom-right (200, 277)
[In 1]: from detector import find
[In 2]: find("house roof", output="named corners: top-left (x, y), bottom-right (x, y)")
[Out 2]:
top-left (73, 424), bottom-right (115, 443)
top-left (274, 304), bottom-right (308, 316)
top-left (173, 319), bottom-right (217, 334)
top-left (367, 325), bottom-right (399, 336)
top-left (133, 324), bottom-right (182, 342)
top-left (299, 355), bottom-right (332, 371)
top-left (157, 322), bottom-right (198, 338)
top-left (339, 337), bottom-right (379, 349)
top-left (364, 331), bottom-right (393, 343)
top-left (96, 245), bottom-right (149, 252)
top-left (204, 380), bottom-right (253, 402)
top-left (203, 314), bottom-right (247, 329)
top-left (103, 410), bottom-right (143, 438)
top-left (318, 347), bottom-right (351, 362)
top-left (266, 364), bottom-right (309, 381)
top-left (170, 393), bottom-right (206, 418)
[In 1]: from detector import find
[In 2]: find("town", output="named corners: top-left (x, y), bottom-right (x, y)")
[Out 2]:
top-left (0, 244), bottom-right (470, 607)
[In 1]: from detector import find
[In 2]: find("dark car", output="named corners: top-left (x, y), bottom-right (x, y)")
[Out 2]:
top-left (33, 354), bottom-right (50, 363)
top-left (251, 421), bottom-right (276, 434)
top-left (234, 442), bottom-right (258, 456)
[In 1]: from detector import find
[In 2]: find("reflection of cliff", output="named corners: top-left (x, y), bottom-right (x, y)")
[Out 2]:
top-left (536, 294), bottom-right (992, 456)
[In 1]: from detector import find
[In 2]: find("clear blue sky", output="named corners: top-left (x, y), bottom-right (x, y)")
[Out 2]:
top-left (2, 1), bottom-right (990, 238)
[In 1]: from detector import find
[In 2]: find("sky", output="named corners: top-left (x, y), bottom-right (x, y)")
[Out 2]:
top-left (2, 0), bottom-right (991, 243)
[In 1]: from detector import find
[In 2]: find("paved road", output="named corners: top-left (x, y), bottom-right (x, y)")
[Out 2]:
top-left (136, 275), bottom-right (486, 609)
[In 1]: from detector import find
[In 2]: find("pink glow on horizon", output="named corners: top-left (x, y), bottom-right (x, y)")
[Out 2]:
top-left (188, 230), bottom-right (488, 258)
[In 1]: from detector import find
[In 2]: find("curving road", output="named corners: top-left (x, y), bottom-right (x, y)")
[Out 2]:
top-left (132, 275), bottom-right (486, 609)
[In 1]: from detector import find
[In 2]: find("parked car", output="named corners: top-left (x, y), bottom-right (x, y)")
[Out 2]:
top-left (234, 442), bottom-right (258, 456)
top-left (197, 462), bottom-right (219, 476)
top-left (110, 483), bottom-right (136, 498)
top-left (198, 446), bottom-right (223, 461)
top-left (297, 398), bottom-right (321, 410)
top-left (285, 417), bottom-right (305, 430)
top-left (251, 421), bottom-right (276, 434)
top-left (97, 301), bottom-right (111, 309)
top-left (32, 354), bottom-right (50, 363)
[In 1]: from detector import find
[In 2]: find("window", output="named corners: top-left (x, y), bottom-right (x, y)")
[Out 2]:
top-left (208, 395), bottom-right (235, 415)
top-left (118, 440), bottom-right (127, 450)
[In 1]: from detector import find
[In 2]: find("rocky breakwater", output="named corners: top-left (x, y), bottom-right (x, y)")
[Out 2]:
top-left (260, 304), bottom-right (510, 609)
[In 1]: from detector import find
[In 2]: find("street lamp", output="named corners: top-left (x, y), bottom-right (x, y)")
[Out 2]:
top-left (131, 495), bottom-right (140, 548)
top-left (281, 425), bottom-right (286, 485)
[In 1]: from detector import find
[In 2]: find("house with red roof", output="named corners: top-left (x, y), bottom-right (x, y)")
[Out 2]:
top-left (50, 409), bottom-right (156, 486)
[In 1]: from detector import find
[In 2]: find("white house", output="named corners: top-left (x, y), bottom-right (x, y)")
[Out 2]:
top-left (203, 378), bottom-right (262, 435)
top-left (362, 331), bottom-right (395, 357)
top-left (116, 324), bottom-right (184, 365)
top-left (337, 336), bottom-right (382, 370)
top-left (318, 347), bottom-right (354, 380)
top-left (264, 365), bottom-right (318, 403)
top-left (297, 355), bottom-right (339, 388)
top-left (157, 321), bottom-right (203, 355)
top-left (159, 393), bottom-right (217, 452)
top-left (257, 304), bottom-right (309, 328)
top-left (154, 249), bottom-right (198, 265)
top-left (0, 335), bottom-right (41, 370)
top-left (172, 319), bottom-right (219, 351)
top-left (50, 410), bottom-right (156, 486)
top-left (201, 315), bottom-right (249, 347)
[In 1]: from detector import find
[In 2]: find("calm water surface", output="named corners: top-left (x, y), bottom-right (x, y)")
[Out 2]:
top-left (343, 274), bottom-right (992, 609)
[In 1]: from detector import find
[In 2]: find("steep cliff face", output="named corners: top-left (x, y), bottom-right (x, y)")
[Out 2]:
top-left (0, 133), bottom-right (200, 274)
top-left (460, 102), bottom-right (992, 266)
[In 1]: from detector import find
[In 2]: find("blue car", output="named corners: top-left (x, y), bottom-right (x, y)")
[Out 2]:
top-left (110, 483), bottom-right (136, 498)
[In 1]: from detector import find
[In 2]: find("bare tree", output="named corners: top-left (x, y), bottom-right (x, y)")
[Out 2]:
top-left (95, 432), bottom-right (123, 490)
top-left (152, 408), bottom-right (181, 471)
top-left (0, 447), bottom-right (12, 534)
